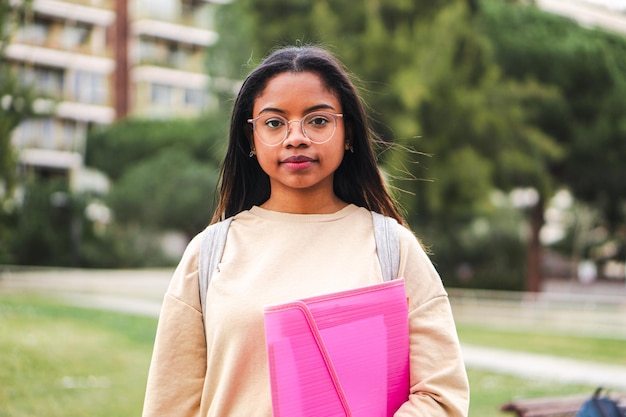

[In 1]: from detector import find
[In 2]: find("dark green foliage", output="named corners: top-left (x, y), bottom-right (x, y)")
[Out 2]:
top-left (8, 178), bottom-right (77, 266)
top-left (3, 177), bottom-right (172, 268)
top-left (86, 115), bottom-right (228, 181)
top-left (0, 0), bottom-right (38, 194)
top-left (432, 203), bottom-right (528, 290)
top-left (86, 113), bottom-right (228, 244)
top-left (108, 147), bottom-right (219, 237)
top-left (477, 0), bottom-right (626, 265)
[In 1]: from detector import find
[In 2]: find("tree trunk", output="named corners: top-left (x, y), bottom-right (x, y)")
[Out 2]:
top-left (526, 197), bottom-right (544, 293)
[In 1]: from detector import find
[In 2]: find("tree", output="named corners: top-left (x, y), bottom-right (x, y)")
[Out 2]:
top-left (0, 0), bottom-right (39, 264)
top-left (478, 0), bottom-right (626, 285)
top-left (0, 0), bottom-right (36, 195)
top-left (86, 114), bottom-right (228, 240)
top-left (8, 177), bottom-right (77, 266)
top-left (108, 147), bottom-right (219, 238)
top-left (380, 3), bottom-right (562, 290)
top-left (86, 115), bottom-right (227, 181)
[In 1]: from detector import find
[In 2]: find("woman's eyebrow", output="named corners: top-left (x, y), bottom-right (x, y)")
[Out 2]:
top-left (258, 104), bottom-right (337, 115)
top-left (258, 107), bottom-right (285, 115)
top-left (305, 104), bottom-right (336, 112)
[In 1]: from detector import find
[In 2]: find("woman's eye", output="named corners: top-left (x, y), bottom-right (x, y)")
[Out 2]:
top-left (265, 119), bottom-right (284, 128)
top-left (308, 116), bottom-right (329, 126)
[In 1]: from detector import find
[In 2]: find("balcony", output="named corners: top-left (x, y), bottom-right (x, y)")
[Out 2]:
top-left (131, 65), bottom-right (213, 118)
top-left (33, 0), bottom-right (115, 26)
top-left (12, 116), bottom-right (90, 155)
top-left (131, 65), bottom-right (209, 90)
top-left (131, 0), bottom-right (218, 33)
top-left (41, 0), bottom-right (114, 9)
top-left (19, 149), bottom-right (83, 172)
top-left (132, 19), bottom-right (217, 47)
top-left (5, 44), bottom-right (114, 74)
top-left (56, 101), bottom-right (115, 124)
top-left (12, 13), bottom-right (113, 58)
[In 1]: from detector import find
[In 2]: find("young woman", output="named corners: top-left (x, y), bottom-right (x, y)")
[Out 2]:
top-left (142, 45), bottom-right (470, 417)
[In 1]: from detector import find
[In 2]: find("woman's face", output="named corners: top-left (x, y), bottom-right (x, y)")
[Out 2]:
top-left (250, 71), bottom-right (347, 204)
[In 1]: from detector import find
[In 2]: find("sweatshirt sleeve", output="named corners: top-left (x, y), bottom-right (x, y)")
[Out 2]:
top-left (142, 233), bottom-right (207, 417)
top-left (393, 226), bottom-right (470, 417)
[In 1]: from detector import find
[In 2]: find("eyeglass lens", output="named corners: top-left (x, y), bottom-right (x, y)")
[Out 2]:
top-left (253, 112), bottom-right (338, 145)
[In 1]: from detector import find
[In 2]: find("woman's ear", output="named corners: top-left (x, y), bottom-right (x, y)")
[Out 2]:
top-left (344, 123), bottom-right (354, 153)
top-left (344, 125), bottom-right (354, 153)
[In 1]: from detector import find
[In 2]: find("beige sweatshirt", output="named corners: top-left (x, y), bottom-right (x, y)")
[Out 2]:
top-left (142, 205), bottom-right (469, 417)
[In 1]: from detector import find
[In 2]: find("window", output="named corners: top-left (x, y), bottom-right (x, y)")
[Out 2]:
top-left (14, 118), bottom-right (58, 150)
top-left (184, 89), bottom-right (205, 109)
top-left (19, 65), bottom-right (64, 98)
top-left (72, 71), bottom-right (108, 104)
top-left (139, 38), bottom-right (159, 64)
top-left (17, 18), bottom-right (51, 45)
top-left (150, 84), bottom-right (173, 106)
top-left (62, 24), bottom-right (90, 49)
top-left (61, 120), bottom-right (77, 151)
top-left (137, 0), bottom-right (179, 19)
top-left (13, 120), bottom-right (35, 148)
top-left (39, 68), bottom-right (65, 98)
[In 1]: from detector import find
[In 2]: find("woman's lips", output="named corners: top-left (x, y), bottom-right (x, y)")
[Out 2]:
top-left (281, 155), bottom-right (315, 170)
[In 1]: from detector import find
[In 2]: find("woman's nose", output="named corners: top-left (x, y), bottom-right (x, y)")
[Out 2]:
top-left (283, 120), bottom-right (310, 146)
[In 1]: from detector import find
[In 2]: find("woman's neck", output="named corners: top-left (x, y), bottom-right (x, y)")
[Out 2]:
top-left (260, 193), bottom-right (348, 214)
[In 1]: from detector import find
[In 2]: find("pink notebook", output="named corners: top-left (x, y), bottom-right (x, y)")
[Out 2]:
top-left (264, 279), bottom-right (410, 417)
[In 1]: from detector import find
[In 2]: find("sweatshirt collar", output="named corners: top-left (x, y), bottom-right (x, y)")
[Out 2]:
top-left (248, 204), bottom-right (360, 223)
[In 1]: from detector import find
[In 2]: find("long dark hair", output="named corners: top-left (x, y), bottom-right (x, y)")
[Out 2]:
top-left (211, 45), bottom-right (404, 225)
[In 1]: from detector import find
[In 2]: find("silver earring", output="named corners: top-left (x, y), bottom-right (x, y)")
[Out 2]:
top-left (249, 149), bottom-right (255, 157)
top-left (349, 145), bottom-right (354, 153)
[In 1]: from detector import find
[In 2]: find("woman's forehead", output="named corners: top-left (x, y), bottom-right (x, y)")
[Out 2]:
top-left (253, 72), bottom-right (340, 114)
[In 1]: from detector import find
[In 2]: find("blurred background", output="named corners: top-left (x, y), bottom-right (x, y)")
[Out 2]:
top-left (1, 0), bottom-right (625, 416)
top-left (0, 0), bottom-right (626, 291)
top-left (1, 0), bottom-right (625, 292)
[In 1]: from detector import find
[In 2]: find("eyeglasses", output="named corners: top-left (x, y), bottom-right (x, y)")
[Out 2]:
top-left (247, 111), bottom-right (343, 146)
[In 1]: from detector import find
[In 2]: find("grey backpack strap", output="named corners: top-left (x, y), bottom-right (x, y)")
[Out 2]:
top-left (371, 211), bottom-right (400, 282)
top-left (199, 217), bottom-right (233, 318)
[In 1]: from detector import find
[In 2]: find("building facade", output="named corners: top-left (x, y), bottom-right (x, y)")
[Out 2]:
top-left (5, 0), bottom-right (221, 183)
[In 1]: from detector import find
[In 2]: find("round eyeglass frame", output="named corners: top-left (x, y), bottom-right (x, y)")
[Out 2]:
top-left (247, 112), bottom-right (344, 146)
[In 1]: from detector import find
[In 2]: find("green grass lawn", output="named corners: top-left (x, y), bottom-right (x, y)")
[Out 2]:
top-left (1, 294), bottom-right (621, 417)
top-left (467, 369), bottom-right (594, 416)
top-left (458, 323), bottom-right (625, 416)
top-left (0, 294), bottom-right (157, 417)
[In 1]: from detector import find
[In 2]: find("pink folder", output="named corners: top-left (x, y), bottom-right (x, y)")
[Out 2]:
top-left (264, 279), bottom-right (410, 417)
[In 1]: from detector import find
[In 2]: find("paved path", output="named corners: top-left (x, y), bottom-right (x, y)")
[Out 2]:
top-left (55, 292), bottom-right (164, 318)
top-left (462, 345), bottom-right (626, 391)
top-left (2, 268), bottom-right (626, 392)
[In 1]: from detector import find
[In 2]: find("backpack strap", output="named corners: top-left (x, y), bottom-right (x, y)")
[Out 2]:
top-left (199, 217), bottom-right (233, 319)
top-left (198, 211), bottom-right (400, 318)
top-left (371, 211), bottom-right (400, 282)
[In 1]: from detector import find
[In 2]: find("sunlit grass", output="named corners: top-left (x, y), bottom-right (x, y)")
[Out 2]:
top-left (467, 369), bottom-right (593, 416)
top-left (458, 324), bottom-right (622, 416)
top-left (0, 294), bottom-right (156, 417)
top-left (0, 294), bottom-right (615, 417)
